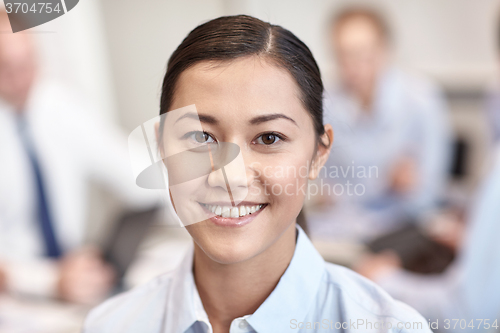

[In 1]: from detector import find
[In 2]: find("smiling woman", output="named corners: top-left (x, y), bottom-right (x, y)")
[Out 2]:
top-left (83, 15), bottom-right (431, 333)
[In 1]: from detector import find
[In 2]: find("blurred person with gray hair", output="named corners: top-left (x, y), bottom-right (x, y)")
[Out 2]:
top-left (0, 11), bottom-right (157, 304)
top-left (309, 7), bottom-right (452, 242)
top-left (355, 12), bottom-right (500, 330)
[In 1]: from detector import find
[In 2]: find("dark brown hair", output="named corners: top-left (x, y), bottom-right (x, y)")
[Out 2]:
top-left (159, 14), bottom-right (326, 147)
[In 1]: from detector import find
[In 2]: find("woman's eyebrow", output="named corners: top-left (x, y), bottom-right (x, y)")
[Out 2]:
top-left (249, 113), bottom-right (298, 127)
top-left (175, 112), bottom-right (218, 124)
top-left (174, 112), bottom-right (297, 126)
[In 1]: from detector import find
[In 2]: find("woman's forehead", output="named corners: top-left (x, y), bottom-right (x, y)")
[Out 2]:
top-left (172, 57), bottom-right (304, 116)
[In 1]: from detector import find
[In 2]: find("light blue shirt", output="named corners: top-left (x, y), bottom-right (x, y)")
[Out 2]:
top-left (311, 67), bottom-right (451, 241)
top-left (376, 150), bottom-right (500, 332)
top-left (83, 226), bottom-right (431, 333)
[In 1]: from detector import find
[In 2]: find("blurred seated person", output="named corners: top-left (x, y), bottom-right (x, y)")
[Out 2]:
top-left (309, 7), bottom-right (452, 242)
top-left (355, 146), bottom-right (500, 331)
top-left (0, 11), bottom-right (158, 305)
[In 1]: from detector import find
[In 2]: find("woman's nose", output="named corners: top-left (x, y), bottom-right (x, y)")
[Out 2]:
top-left (207, 148), bottom-right (257, 203)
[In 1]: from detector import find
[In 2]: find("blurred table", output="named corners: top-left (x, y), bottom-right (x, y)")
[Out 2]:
top-left (0, 295), bottom-right (89, 333)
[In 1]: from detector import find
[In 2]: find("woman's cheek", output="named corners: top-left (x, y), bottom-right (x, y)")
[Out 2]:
top-left (260, 156), bottom-right (311, 206)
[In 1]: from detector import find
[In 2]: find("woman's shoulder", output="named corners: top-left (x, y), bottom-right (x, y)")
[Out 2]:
top-left (82, 273), bottom-right (174, 333)
top-left (318, 262), bottom-right (430, 332)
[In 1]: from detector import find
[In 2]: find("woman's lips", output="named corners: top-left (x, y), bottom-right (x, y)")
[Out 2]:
top-left (198, 202), bottom-right (267, 227)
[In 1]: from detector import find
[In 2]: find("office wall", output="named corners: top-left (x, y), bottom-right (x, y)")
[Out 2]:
top-left (223, 0), bottom-right (500, 88)
top-left (99, 0), bottom-right (225, 131)
top-left (20, 0), bottom-right (117, 121)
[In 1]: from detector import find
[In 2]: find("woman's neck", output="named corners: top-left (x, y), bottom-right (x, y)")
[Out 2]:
top-left (193, 223), bottom-right (297, 333)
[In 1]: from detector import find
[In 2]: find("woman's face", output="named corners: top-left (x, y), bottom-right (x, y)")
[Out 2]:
top-left (165, 56), bottom-right (331, 264)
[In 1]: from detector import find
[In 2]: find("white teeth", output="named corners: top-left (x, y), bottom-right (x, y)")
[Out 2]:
top-left (230, 207), bottom-right (239, 218)
top-left (221, 206), bottom-right (231, 217)
top-left (203, 203), bottom-right (265, 218)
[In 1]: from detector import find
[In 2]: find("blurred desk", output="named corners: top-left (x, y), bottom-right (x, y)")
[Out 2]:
top-left (0, 295), bottom-right (89, 333)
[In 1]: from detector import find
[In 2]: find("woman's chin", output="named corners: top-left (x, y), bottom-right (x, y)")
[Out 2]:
top-left (193, 235), bottom-right (264, 265)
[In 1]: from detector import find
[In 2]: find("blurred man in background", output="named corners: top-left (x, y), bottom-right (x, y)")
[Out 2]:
top-left (352, 15), bottom-right (500, 330)
top-left (0, 11), bottom-right (157, 305)
top-left (309, 7), bottom-right (452, 242)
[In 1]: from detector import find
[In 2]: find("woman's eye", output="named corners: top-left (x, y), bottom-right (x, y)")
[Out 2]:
top-left (191, 131), bottom-right (215, 144)
top-left (256, 133), bottom-right (281, 145)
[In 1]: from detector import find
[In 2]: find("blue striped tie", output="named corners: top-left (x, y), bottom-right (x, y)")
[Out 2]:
top-left (16, 115), bottom-right (62, 258)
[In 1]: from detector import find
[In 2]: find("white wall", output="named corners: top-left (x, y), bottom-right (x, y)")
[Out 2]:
top-left (223, 0), bottom-right (500, 88)
top-left (21, 0), bottom-right (117, 121)
top-left (99, 0), bottom-right (225, 130)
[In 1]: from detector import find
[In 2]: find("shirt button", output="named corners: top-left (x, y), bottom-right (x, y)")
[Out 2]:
top-left (238, 320), bottom-right (248, 329)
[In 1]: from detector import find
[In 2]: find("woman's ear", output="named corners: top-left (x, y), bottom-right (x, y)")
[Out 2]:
top-left (309, 124), bottom-right (334, 180)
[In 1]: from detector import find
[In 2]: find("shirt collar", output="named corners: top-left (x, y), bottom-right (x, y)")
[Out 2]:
top-left (246, 225), bottom-right (325, 332)
top-left (164, 225), bottom-right (325, 333)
